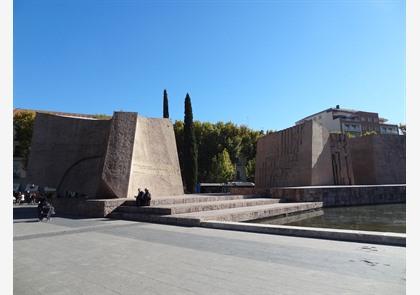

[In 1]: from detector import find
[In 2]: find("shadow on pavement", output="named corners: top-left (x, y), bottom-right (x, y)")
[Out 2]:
top-left (13, 205), bottom-right (116, 221)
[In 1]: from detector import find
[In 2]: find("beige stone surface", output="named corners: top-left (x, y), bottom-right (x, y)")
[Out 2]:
top-left (128, 116), bottom-right (184, 198)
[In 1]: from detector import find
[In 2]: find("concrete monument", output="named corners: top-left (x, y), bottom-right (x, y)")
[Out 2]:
top-left (26, 112), bottom-right (184, 198)
top-left (255, 120), bottom-right (405, 190)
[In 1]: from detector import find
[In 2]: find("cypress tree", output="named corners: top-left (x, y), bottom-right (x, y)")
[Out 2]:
top-left (163, 89), bottom-right (169, 118)
top-left (183, 93), bottom-right (198, 193)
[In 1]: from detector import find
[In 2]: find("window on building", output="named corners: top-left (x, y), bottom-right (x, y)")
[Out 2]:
top-left (367, 117), bottom-right (372, 122)
top-left (361, 117), bottom-right (366, 122)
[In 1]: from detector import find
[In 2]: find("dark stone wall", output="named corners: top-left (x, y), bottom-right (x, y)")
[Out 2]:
top-left (26, 113), bottom-right (111, 197)
top-left (255, 123), bottom-right (404, 189)
top-left (271, 185), bottom-right (405, 207)
top-left (101, 112), bottom-right (138, 198)
top-left (329, 134), bottom-right (354, 185)
top-left (255, 121), bottom-right (313, 189)
top-left (350, 135), bottom-right (406, 184)
top-left (51, 198), bottom-right (126, 218)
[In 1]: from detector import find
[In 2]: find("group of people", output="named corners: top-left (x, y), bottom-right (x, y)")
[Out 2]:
top-left (13, 184), bottom-right (56, 221)
top-left (13, 190), bottom-right (41, 205)
top-left (136, 188), bottom-right (151, 207)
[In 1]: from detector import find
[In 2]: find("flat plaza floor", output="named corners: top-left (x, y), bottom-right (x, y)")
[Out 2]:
top-left (13, 206), bottom-right (405, 295)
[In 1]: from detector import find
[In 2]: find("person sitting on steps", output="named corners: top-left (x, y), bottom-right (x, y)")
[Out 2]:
top-left (143, 188), bottom-right (151, 206)
top-left (136, 188), bottom-right (144, 207)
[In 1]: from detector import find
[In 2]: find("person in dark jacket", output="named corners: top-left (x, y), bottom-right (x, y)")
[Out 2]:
top-left (136, 189), bottom-right (144, 207)
top-left (143, 188), bottom-right (151, 206)
top-left (38, 198), bottom-right (55, 221)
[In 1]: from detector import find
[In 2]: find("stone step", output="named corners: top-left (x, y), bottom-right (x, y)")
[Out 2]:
top-left (167, 202), bottom-right (323, 223)
top-left (115, 198), bottom-right (280, 215)
top-left (123, 194), bottom-right (262, 206)
top-left (114, 206), bottom-right (171, 215)
top-left (108, 212), bottom-right (202, 226)
top-left (108, 202), bottom-right (323, 226)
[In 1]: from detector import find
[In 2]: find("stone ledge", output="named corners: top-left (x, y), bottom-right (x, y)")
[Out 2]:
top-left (200, 221), bottom-right (406, 247)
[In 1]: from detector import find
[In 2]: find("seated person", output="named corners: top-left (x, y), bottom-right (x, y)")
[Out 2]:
top-left (143, 188), bottom-right (151, 206)
top-left (136, 189), bottom-right (144, 207)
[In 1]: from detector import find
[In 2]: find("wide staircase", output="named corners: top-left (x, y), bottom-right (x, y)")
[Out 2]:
top-left (108, 194), bottom-right (322, 226)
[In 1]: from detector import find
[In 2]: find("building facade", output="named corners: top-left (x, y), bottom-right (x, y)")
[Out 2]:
top-left (295, 105), bottom-right (399, 136)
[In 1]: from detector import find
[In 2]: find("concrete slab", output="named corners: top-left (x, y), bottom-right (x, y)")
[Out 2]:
top-left (200, 221), bottom-right (406, 246)
top-left (168, 202), bottom-right (323, 222)
top-left (14, 216), bottom-right (406, 295)
top-left (118, 198), bottom-right (280, 215)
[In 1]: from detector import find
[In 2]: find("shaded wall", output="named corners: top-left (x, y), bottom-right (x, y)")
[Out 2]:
top-left (255, 121), bottom-right (328, 189)
top-left (350, 135), bottom-right (406, 184)
top-left (26, 113), bottom-right (111, 197)
top-left (329, 134), bottom-right (354, 185)
top-left (271, 185), bottom-right (405, 207)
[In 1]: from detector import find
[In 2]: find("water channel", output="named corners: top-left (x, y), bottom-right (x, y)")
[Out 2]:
top-left (250, 203), bottom-right (406, 233)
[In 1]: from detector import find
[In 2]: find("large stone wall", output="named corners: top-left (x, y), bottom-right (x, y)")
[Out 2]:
top-left (255, 121), bottom-right (335, 189)
top-left (270, 185), bottom-right (405, 207)
top-left (349, 135), bottom-right (406, 184)
top-left (255, 122), bottom-right (313, 189)
top-left (255, 120), bottom-right (404, 189)
top-left (26, 113), bottom-right (111, 197)
top-left (101, 112), bottom-right (138, 198)
top-left (329, 134), bottom-right (354, 185)
top-left (26, 112), bottom-right (184, 198)
top-left (128, 116), bottom-right (184, 198)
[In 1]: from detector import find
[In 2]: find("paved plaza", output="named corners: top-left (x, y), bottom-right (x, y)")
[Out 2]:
top-left (14, 206), bottom-right (405, 295)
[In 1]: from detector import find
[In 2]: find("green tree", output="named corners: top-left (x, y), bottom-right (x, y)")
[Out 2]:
top-left (183, 93), bottom-right (198, 193)
top-left (93, 114), bottom-right (111, 119)
top-left (209, 149), bottom-right (235, 183)
top-left (245, 158), bottom-right (256, 182)
top-left (163, 89), bottom-right (169, 118)
top-left (362, 130), bottom-right (377, 136)
top-left (173, 119), bottom-right (263, 183)
top-left (13, 111), bottom-right (36, 165)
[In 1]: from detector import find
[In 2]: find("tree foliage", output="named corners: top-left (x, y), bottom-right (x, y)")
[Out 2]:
top-left (163, 89), bottom-right (169, 119)
top-left (174, 119), bottom-right (265, 183)
top-left (183, 94), bottom-right (198, 193)
top-left (209, 149), bottom-right (235, 183)
top-left (13, 111), bottom-right (36, 163)
top-left (362, 130), bottom-right (378, 136)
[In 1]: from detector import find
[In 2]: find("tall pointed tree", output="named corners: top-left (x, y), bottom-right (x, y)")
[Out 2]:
top-left (163, 89), bottom-right (169, 118)
top-left (183, 93), bottom-right (198, 193)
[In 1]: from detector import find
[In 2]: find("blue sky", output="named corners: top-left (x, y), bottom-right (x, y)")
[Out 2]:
top-left (14, 0), bottom-right (405, 131)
